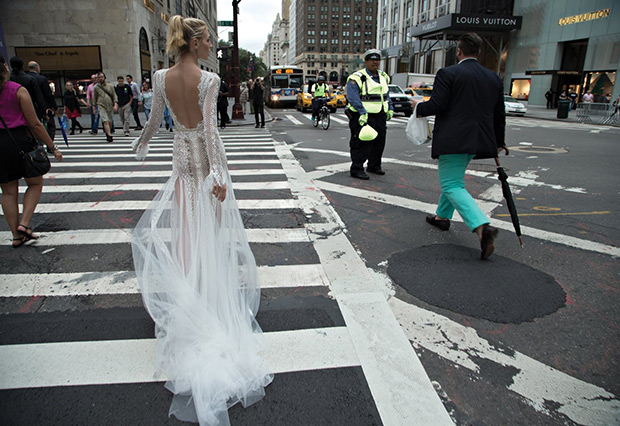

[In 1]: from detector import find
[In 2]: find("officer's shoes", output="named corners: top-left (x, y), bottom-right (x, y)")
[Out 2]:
top-left (367, 168), bottom-right (385, 175)
top-left (351, 171), bottom-right (370, 180)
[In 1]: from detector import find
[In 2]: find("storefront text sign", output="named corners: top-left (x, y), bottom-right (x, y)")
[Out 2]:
top-left (558, 9), bottom-right (610, 26)
top-left (15, 46), bottom-right (101, 71)
top-left (412, 14), bottom-right (522, 37)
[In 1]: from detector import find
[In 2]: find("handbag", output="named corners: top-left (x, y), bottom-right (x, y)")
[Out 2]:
top-left (405, 104), bottom-right (432, 145)
top-left (0, 114), bottom-right (51, 178)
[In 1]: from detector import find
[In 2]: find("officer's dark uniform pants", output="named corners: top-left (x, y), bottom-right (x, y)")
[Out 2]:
top-left (346, 109), bottom-right (387, 174)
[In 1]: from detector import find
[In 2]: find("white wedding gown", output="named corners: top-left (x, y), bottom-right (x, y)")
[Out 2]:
top-left (131, 69), bottom-right (273, 425)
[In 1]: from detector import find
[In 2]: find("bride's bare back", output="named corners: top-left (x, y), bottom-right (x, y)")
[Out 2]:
top-left (165, 64), bottom-right (204, 129)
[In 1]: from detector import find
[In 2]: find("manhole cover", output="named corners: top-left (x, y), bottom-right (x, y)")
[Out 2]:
top-left (388, 244), bottom-right (566, 324)
top-left (510, 146), bottom-right (568, 154)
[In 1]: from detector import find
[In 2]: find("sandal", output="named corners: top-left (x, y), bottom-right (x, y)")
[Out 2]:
top-left (12, 236), bottom-right (26, 248)
top-left (17, 224), bottom-right (38, 241)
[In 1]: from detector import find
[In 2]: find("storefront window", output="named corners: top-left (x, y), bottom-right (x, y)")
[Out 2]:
top-left (511, 78), bottom-right (531, 100)
top-left (583, 71), bottom-right (616, 102)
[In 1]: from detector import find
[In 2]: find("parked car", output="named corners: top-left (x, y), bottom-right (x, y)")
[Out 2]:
top-left (504, 95), bottom-right (527, 116)
top-left (388, 84), bottom-right (413, 117)
top-left (296, 84), bottom-right (338, 112)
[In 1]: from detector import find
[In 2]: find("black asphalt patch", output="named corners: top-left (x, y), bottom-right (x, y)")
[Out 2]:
top-left (387, 244), bottom-right (566, 324)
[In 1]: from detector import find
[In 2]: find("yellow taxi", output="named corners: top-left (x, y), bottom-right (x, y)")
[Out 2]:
top-left (333, 89), bottom-right (348, 108)
top-left (296, 84), bottom-right (338, 112)
top-left (412, 86), bottom-right (433, 101)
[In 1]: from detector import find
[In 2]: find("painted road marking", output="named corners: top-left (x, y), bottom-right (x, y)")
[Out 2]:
top-left (45, 169), bottom-right (285, 179)
top-left (0, 265), bottom-right (329, 297)
top-left (274, 142), bottom-right (454, 425)
top-left (52, 159), bottom-right (282, 168)
top-left (285, 114), bottom-right (303, 125)
top-left (390, 297), bottom-right (620, 426)
top-left (0, 228), bottom-right (310, 245)
top-left (0, 327), bottom-right (358, 389)
top-left (496, 211), bottom-right (611, 217)
top-left (37, 181), bottom-right (290, 193)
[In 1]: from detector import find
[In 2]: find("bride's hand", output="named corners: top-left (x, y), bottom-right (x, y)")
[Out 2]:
top-left (212, 183), bottom-right (227, 202)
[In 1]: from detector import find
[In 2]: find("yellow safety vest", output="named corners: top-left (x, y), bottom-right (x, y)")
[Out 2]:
top-left (347, 69), bottom-right (390, 114)
top-left (312, 83), bottom-right (328, 97)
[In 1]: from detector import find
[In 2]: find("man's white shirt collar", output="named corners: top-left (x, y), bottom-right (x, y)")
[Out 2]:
top-left (458, 57), bottom-right (478, 64)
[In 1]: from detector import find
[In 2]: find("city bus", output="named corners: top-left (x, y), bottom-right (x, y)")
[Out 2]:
top-left (265, 66), bottom-right (304, 107)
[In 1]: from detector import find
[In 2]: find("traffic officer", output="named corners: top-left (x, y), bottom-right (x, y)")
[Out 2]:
top-left (311, 75), bottom-right (330, 122)
top-left (345, 49), bottom-right (393, 180)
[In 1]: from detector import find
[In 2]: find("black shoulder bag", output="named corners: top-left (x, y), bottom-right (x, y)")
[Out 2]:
top-left (0, 114), bottom-right (51, 178)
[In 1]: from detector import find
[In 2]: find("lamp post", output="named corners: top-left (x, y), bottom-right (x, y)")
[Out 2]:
top-left (231, 0), bottom-right (243, 119)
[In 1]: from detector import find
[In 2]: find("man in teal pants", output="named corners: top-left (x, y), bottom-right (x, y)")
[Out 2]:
top-left (412, 33), bottom-right (508, 259)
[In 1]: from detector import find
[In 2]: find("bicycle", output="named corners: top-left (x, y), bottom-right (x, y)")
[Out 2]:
top-left (312, 97), bottom-right (331, 130)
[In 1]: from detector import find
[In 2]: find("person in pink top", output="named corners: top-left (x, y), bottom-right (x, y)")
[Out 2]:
top-left (0, 55), bottom-right (62, 248)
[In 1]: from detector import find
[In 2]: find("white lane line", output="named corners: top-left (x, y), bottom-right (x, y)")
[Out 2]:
top-left (390, 297), bottom-right (620, 426)
top-left (314, 179), bottom-right (620, 257)
top-left (0, 228), bottom-right (309, 245)
top-left (0, 265), bottom-right (329, 297)
top-left (0, 327), bottom-right (358, 390)
top-left (285, 114), bottom-right (303, 125)
top-left (45, 169), bottom-right (284, 179)
top-left (62, 141), bottom-right (274, 149)
top-left (3, 199), bottom-right (297, 214)
top-left (58, 152), bottom-right (277, 158)
top-left (274, 143), bottom-right (454, 424)
top-left (37, 181), bottom-right (289, 194)
top-left (52, 159), bottom-right (281, 168)
top-left (329, 115), bottom-right (348, 124)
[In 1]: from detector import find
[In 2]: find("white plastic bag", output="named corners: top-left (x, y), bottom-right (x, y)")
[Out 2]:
top-left (405, 104), bottom-right (432, 145)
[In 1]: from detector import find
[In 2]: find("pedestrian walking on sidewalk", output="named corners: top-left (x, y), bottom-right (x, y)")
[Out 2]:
top-left (411, 33), bottom-right (508, 260)
top-left (240, 82), bottom-right (249, 114)
top-left (248, 78), bottom-right (255, 114)
top-left (345, 48), bottom-right (393, 180)
top-left (63, 82), bottom-right (87, 135)
top-left (92, 72), bottom-right (118, 142)
top-left (139, 81), bottom-right (153, 121)
top-left (217, 78), bottom-right (229, 129)
top-left (130, 15), bottom-right (272, 424)
top-left (251, 76), bottom-right (265, 128)
top-left (126, 74), bottom-right (143, 130)
top-left (0, 55), bottom-right (62, 248)
top-left (86, 74), bottom-right (100, 134)
top-left (115, 76), bottom-right (133, 136)
top-left (545, 88), bottom-right (553, 109)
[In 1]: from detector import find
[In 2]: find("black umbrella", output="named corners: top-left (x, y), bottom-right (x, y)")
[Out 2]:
top-left (495, 157), bottom-right (523, 247)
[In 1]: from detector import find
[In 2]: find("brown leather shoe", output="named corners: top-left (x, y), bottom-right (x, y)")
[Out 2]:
top-left (426, 215), bottom-right (450, 231)
top-left (480, 224), bottom-right (499, 259)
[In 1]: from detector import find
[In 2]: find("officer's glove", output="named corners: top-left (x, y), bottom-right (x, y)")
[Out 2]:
top-left (358, 113), bottom-right (368, 126)
top-left (386, 110), bottom-right (394, 121)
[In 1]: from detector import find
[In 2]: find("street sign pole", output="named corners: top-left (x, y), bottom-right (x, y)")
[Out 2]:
top-left (231, 0), bottom-right (243, 119)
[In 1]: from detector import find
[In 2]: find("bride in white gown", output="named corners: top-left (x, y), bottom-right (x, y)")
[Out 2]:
top-left (131, 15), bottom-right (273, 425)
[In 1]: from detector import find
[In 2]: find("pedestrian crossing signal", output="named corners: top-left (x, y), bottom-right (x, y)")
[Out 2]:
top-left (217, 47), bottom-right (229, 61)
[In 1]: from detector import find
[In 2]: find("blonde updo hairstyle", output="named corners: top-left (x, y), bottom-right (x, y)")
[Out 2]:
top-left (166, 15), bottom-right (207, 57)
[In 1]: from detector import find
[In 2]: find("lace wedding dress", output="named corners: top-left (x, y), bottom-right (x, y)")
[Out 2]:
top-left (131, 69), bottom-right (273, 425)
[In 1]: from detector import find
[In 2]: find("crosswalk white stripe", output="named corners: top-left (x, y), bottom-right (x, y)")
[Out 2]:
top-left (0, 327), bottom-right (359, 389)
top-left (0, 265), bottom-right (329, 297)
top-left (53, 159), bottom-right (282, 167)
top-left (0, 228), bottom-right (310, 245)
top-left (329, 115), bottom-right (348, 124)
top-left (58, 152), bottom-right (277, 158)
top-left (45, 169), bottom-right (285, 179)
top-left (3, 199), bottom-right (297, 214)
top-left (37, 181), bottom-right (290, 193)
top-left (285, 114), bottom-right (303, 125)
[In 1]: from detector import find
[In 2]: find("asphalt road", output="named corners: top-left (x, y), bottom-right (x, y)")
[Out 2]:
top-left (0, 110), bottom-right (618, 425)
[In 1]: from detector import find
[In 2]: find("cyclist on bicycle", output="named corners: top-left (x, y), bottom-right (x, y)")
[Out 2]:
top-left (310, 75), bottom-right (330, 122)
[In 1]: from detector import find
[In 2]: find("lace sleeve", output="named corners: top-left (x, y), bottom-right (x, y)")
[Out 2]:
top-left (132, 71), bottom-right (166, 160)
top-left (202, 73), bottom-right (229, 186)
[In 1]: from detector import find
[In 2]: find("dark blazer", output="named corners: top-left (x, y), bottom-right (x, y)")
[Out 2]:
top-left (10, 70), bottom-right (46, 119)
top-left (28, 71), bottom-right (57, 113)
top-left (417, 58), bottom-right (505, 159)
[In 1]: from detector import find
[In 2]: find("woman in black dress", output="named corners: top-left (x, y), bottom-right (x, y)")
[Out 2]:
top-left (63, 81), bottom-right (87, 134)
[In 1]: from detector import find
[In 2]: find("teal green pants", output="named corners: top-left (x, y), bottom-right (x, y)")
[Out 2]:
top-left (436, 154), bottom-right (490, 232)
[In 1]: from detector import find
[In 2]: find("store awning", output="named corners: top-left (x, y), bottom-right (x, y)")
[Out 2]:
top-left (412, 14), bottom-right (522, 39)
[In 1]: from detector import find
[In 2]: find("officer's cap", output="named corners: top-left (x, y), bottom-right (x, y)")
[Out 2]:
top-left (364, 49), bottom-right (382, 61)
top-left (318, 75), bottom-right (326, 81)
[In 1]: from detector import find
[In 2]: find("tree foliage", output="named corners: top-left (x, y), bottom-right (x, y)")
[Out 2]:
top-left (217, 40), bottom-right (267, 82)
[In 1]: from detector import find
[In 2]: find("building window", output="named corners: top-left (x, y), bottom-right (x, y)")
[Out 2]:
top-left (308, 38), bottom-right (315, 44)
top-left (331, 62), bottom-right (338, 67)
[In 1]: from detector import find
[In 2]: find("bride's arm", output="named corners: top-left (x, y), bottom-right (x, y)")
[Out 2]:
top-left (202, 73), bottom-right (229, 201)
top-left (132, 71), bottom-right (165, 160)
